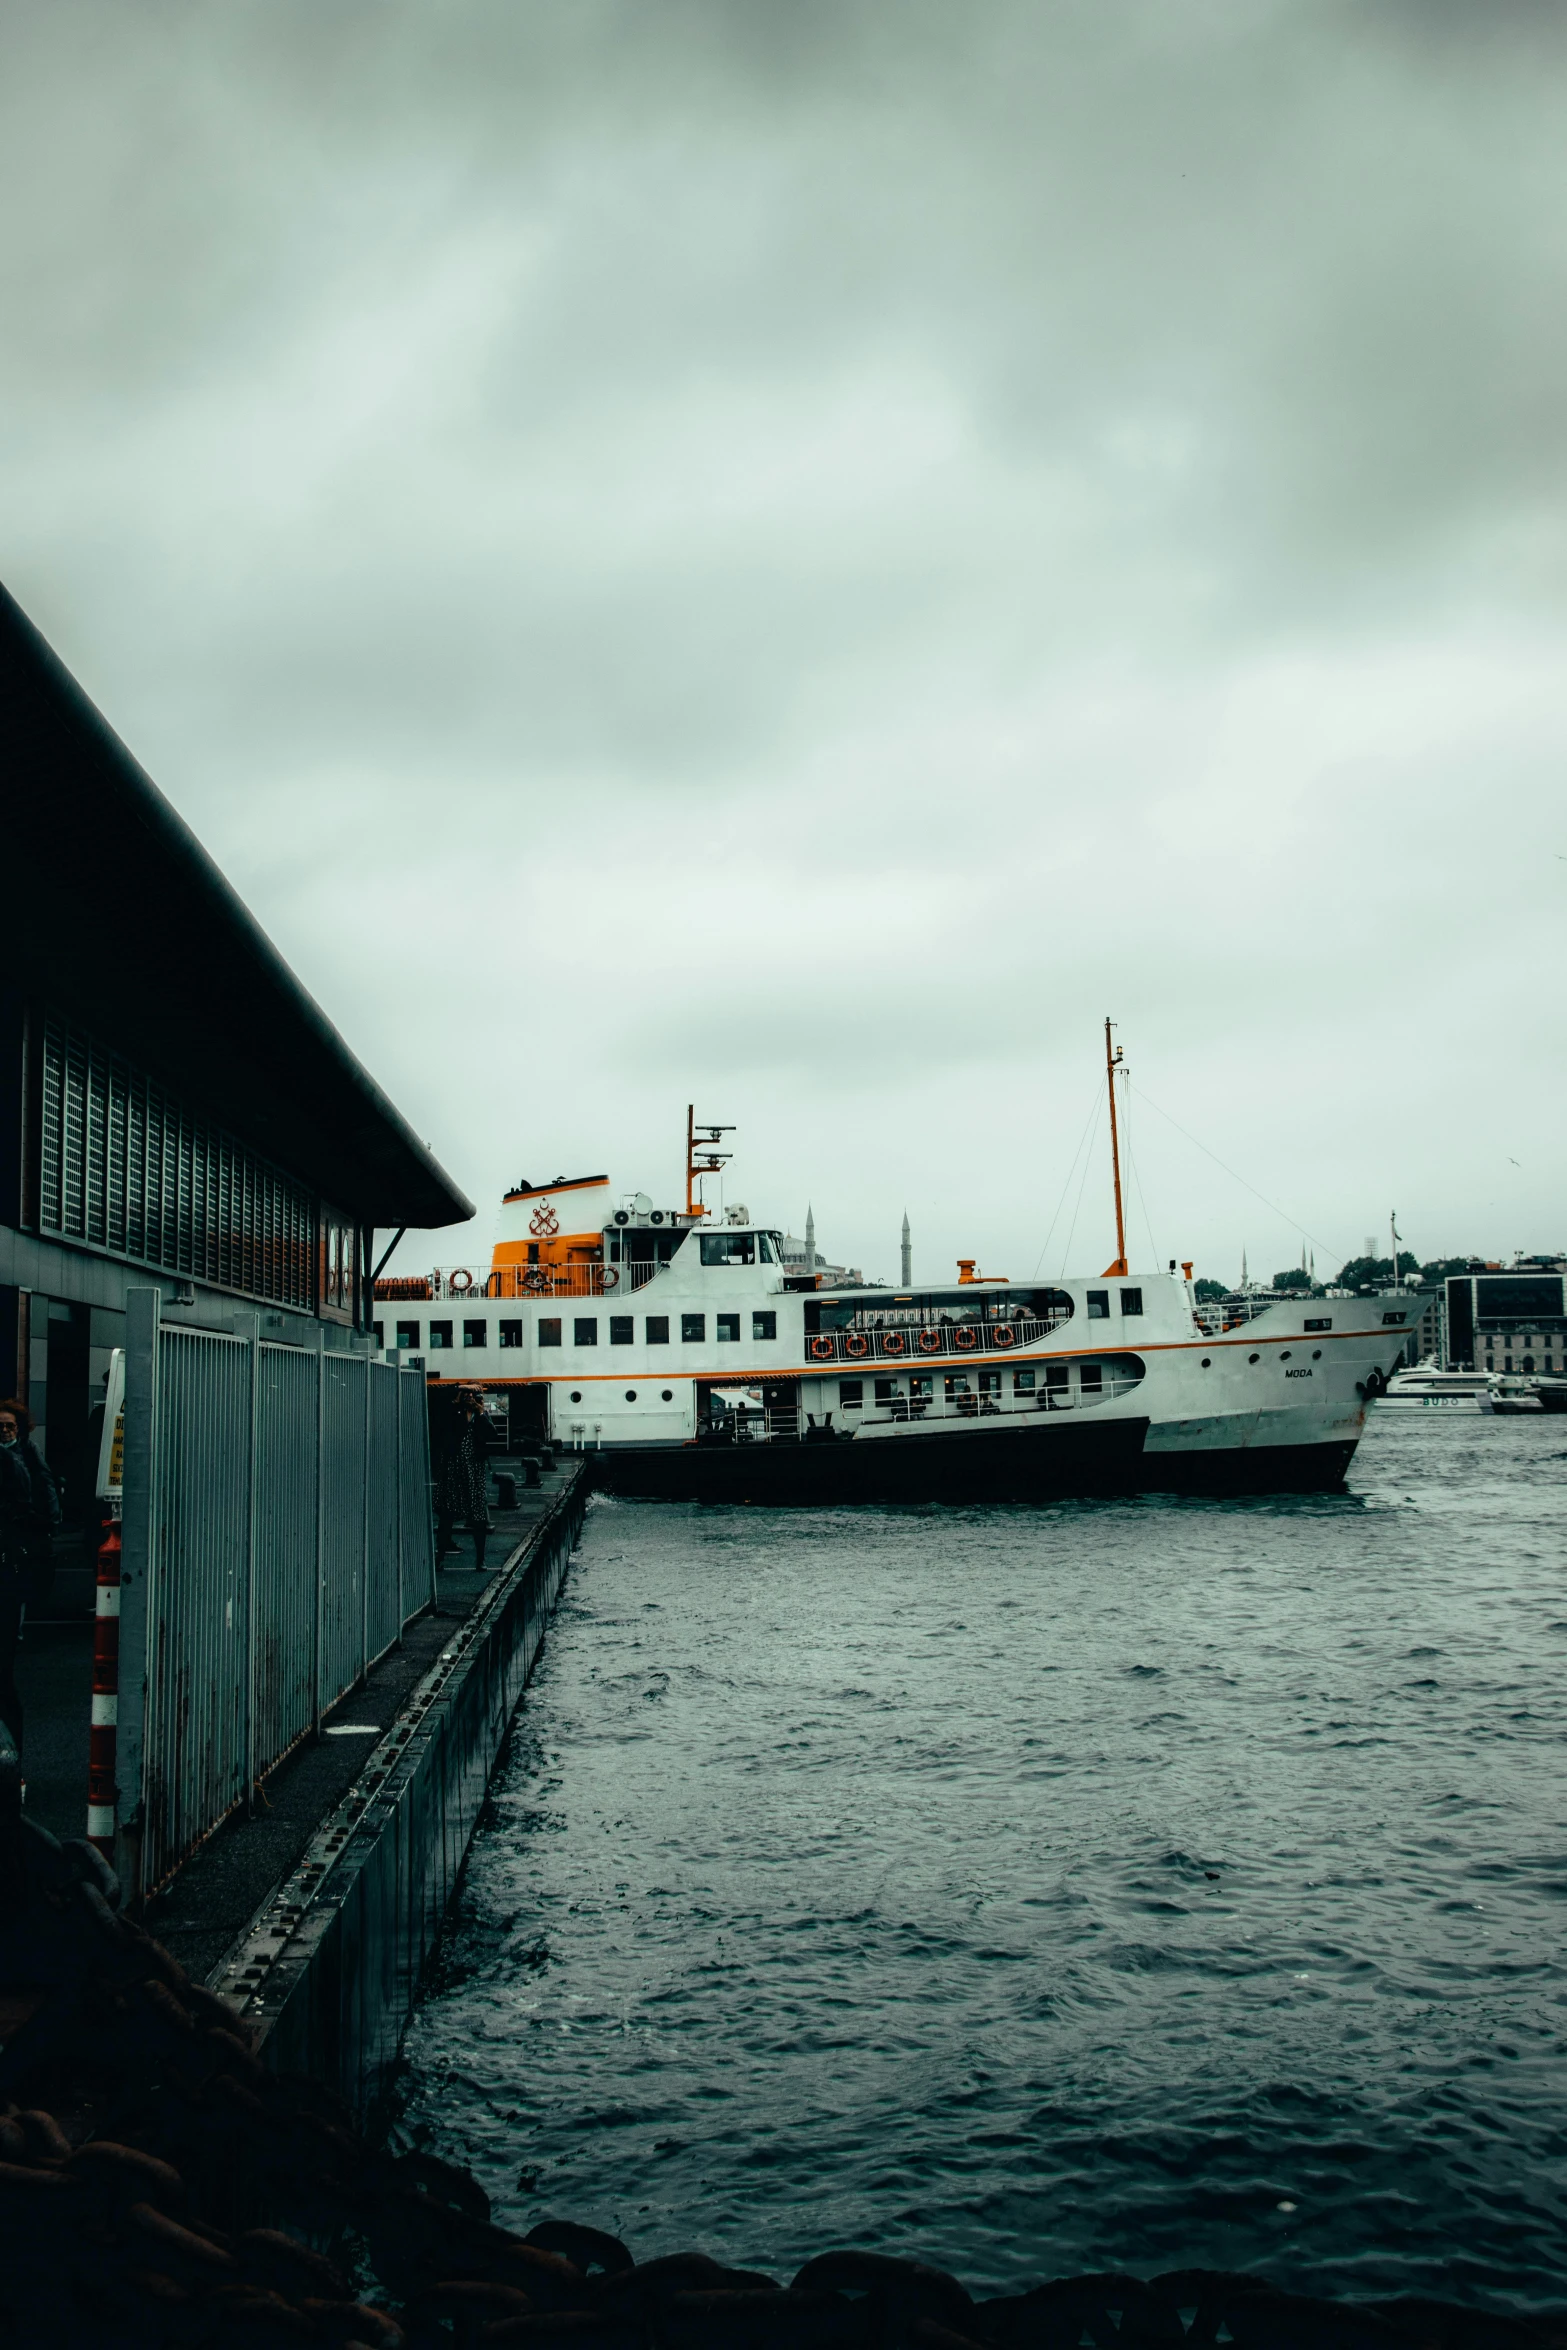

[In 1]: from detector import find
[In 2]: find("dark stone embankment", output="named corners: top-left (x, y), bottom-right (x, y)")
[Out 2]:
top-left (0, 1833), bottom-right (1556, 2347)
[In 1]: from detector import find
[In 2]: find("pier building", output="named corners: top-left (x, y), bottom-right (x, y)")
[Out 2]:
top-left (0, 579), bottom-right (472, 1599)
top-left (0, 578), bottom-right (480, 1910)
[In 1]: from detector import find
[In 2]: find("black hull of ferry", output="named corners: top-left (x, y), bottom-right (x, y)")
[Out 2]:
top-left (588, 1420), bottom-right (1359, 1506)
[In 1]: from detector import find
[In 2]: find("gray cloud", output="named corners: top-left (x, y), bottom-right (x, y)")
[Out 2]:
top-left (3, 0), bottom-right (1564, 1280)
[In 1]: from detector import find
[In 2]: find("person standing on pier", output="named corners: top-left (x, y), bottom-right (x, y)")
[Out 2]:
top-left (433, 1384), bottom-right (494, 1574)
top-left (0, 1399), bottom-right (57, 1757)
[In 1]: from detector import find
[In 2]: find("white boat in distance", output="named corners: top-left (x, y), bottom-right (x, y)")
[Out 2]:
top-left (380, 1030), bottom-right (1417, 1503)
top-left (1379, 1367), bottom-right (1492, 1409)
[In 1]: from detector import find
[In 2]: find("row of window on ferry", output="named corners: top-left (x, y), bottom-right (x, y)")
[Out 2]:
top-left (379, 1312), bottom-right (781, 1352)
top-left (839, 1365), bottom-right (1122, 1408)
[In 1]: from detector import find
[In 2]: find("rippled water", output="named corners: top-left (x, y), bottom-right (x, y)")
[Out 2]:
top-left (397, 1413), bottom-right (1567, 2307)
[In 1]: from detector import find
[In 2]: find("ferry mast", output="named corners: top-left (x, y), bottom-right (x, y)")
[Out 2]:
top-left (1103, 1016), bottom-right (1129, 1278)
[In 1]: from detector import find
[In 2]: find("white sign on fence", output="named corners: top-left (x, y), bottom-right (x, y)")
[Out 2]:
top-left (96, 1347), bottom-right (125, 1498)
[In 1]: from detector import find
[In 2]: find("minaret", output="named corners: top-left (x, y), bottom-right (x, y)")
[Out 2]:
top-left (1241, 1245), bottom-right (1248, 1289)
top-left (901, 1210), bottom-right (912, 1286)
top-left (805, 1204), bottom-right (817, 1275)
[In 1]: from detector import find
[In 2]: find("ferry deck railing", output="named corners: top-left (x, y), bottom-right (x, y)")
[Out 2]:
top-left (802, 1310), bottom-right (1073, 1365)
top-left (377, 1262), bottom-right (670, 1303)
top-left (704, 1361), bottom-right (1147, 1443)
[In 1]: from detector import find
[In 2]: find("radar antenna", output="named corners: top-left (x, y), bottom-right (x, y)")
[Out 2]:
top-left (686, 1104), bottom-right (735, 1219)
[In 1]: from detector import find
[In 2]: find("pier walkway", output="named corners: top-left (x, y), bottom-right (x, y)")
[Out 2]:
top-left (15, 1457), bottom-right (587, 2025)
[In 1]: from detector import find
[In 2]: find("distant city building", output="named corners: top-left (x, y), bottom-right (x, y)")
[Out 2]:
top-left (1399, 1285), bottom-right (1446, 1368)
top-left (780, 1214), bottom-right (863, 1289)
top-left (1445, 1265), bottom-right (1567, 1374)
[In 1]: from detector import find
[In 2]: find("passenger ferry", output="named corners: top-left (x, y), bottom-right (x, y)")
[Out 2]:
top-left (379, 1041), bottom-right (1418, 1501)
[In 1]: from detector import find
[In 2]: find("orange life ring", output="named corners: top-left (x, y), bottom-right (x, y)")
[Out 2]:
top-left (882, 1330), bottom-right (907, 1356)
top-left (992, 1326), bottom-right (1015, 1348)
top-left (809, 1335), bottom-right (834, 1361)
top-left (953, 1325), bottom-right (977, 1350)
top-left (917, 1328), bottom-right (942, 1353)
top-left (844, 1332), bottom-right (870, 1359)
top-left (449, 1268), bottom-right (473, 1294)
top-left (601, 1267), bottom-right (619, 1290)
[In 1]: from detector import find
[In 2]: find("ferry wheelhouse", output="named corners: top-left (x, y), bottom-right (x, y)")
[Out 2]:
top-left (379, 1053), bottom-right (1420, 1503)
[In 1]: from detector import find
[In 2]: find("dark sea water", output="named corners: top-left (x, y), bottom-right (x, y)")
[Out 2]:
top-left (396, 1412), bottom-right (1567, 2308)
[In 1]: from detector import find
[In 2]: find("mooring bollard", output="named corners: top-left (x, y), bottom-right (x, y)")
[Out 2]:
top-left (86, 1513), bottom-right (122, 1856)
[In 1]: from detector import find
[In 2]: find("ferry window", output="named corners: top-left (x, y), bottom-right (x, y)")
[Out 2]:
top-left (839, 1380), bottom-right (863, 1409)
top-left (1120, 1288), bottom-right (1143, 1317)
top-left (646, 1316), bottom-right (670, 1344)
top-left (1013, 1368), bottom-right (1035, 1393)
top-left (396, 1320), bottom-right (419, 1349)
top-left (910, 1374), bottom-right (933, 1401)
top-left (538, 1318), bottom-right (562, 1347)
top-left (1045, 1362), bottom-right (1070, 1406)
top-left (753, 1311), bottom-right (777, 1341)
top-left (1086, 1290), bottom-right (1109, 1319)
top-left (661, 1388), bottom-right (673, 1400)
top-left (1080, 1362), bottom-right (1103, 1394)
top-left (700, 1231), bottom-right (756, 1266)
top-left (944, 1374), bottom-right (971, 1396)
top-left (1304, 1316), bottom-right (1331, 1331)
top-left (463, 1320), bottom-right (486, 1348)
top-left (758, 1233), bottom-right (780, 1264)
top-left (979, 1370), bottom-right (1001, 1395)
top-left (682, 1314), bottom-right (706, 1343)
top-left (874, 1378), bottom-right (901, 1404)
top-left (610, 1316), bottom-right (634, 1346)
top-left (499, 1321), bottom-right (522, 1349)
top-left (428, 1321), bottom-right (452, 1350)
top-left (574, 1318), bottom-right (597, 1346)
top-left (716, 1313), bottom-right (740, 1343)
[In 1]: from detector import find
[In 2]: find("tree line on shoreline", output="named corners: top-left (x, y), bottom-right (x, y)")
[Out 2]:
top-left (1192, 1254), bottom-right (1481, 1304)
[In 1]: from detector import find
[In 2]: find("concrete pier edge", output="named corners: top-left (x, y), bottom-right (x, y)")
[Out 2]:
top-left (209, 1461), bottom-right (590, 2112)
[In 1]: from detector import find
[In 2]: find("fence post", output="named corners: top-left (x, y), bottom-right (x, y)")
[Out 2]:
top-left (360, 1353), bottom-right (371, 1687)
top-left (313, 1324), bottom-right (326, 1738)
top-left (116, 1286), bottom-right (161, 1909)
top-left (395, 1364), bottom-right (405, 1640)
top-left (424, 1375), bottom-right (437, 1614)
top-left (239, 1312), bottom-right (261, 1817)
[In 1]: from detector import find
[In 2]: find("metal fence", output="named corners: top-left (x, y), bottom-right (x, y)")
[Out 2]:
top-left (119, 1291), bottom-right (434, 1896)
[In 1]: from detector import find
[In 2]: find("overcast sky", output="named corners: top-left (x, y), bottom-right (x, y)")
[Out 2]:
top-left (4, 0), bottom-right (1564, 1287)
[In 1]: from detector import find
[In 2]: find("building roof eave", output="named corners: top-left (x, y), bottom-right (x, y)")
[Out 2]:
top-left (1, 581), bottom-right (474, 1231)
